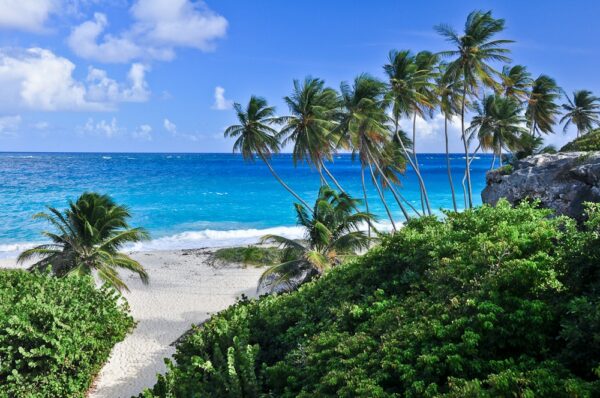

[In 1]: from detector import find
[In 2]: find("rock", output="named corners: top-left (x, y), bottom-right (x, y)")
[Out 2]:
top-left (481, 152), bottom-right (600, 221)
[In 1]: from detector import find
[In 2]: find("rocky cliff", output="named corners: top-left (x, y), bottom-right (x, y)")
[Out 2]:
top-left (481, 152), bottom-right (600, 221)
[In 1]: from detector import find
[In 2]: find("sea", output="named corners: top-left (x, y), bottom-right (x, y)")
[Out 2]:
top-left (0, 152), bottom-right (492, 258)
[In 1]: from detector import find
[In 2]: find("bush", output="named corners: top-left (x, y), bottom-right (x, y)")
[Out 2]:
top-left (561, 129), bottom-right (600, 152)
top-left (141, 201), bottom-right (600, 397)
top-left (0, 270), bottom-right (134, 397)
top-left (211, 246), bottom-right (286, 267)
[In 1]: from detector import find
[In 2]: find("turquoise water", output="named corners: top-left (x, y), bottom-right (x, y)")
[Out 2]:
top-left (0, 152), bottom-right (492, 257)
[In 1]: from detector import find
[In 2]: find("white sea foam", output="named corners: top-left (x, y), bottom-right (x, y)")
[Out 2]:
top-left (0, 242), bottom-right (41, 259)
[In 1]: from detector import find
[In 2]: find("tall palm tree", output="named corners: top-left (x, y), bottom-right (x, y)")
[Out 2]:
top-left (468, 94), bottom-right (527, 167)
top-left (337, 74), bottom-right (411, 227)
top-left (259, 187), bottom-right (373, 292)
top-left (435, 64), bottom-right (462, 211)
top-left (560, 90), bottom-right (600, 138)
top-left (225, 96), bottom-right (312, 210)
top-left (436, 10), bottom-right (513, 208)
top-left (526, 75), bottom-right (561, 137)
top-left (18, 192), bottom-right (149, 292)
top-left (500, 64), bottom-right (531, 102)
top-left (280, 77), bottom-right (344, 191)
top-left (383, 49), bottom-right (433, 215)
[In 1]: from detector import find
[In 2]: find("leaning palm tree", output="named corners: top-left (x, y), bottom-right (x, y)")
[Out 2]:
top-left (500, 64), bottom-right (531, 102)
top-left (280, 77), bottom-right (344, 191)
top-left (560, 90), bottom-right (600, 138)
top-left (436, 10), bottom-right (513, 208)
top-left (526, 75), bottom-right (562, 137)
top-left (468, 94), bottom-right (527, 168)
top-left (18, 192), bottom-right (149, 292)
top-left (259, 187), bottom-right (373, 292)
top-left (225, 96), bottom-right (312, 210)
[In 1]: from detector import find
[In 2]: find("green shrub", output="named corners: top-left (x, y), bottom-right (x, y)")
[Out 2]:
top-left (211, 246), bottom-right (286, 267)
top-left (0, 270), bottom-right (134, 397)
top-left (142, 201), bottom-right (600, 397)
top-left (496, 164), bottom-right (513, 175)
top-left (560, 129), bottom-right (600, 152)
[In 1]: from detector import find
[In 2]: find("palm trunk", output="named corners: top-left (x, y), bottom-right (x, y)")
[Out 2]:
top-left (261, 155), bottom-right (313, 211)
top-left (413, 112), bottom-right (426, 214)
top-left (444, 115), bottom-right (458, 212)
top-left (367, 162), bottom-right (397, 232)
top-left (461, 82), bottom-right (473, 208)
top-left (393, 117), bottom-right (432, 215)
top-left (321, 161), bottom-right (346, 194)
top-left (490, 154), bottom-right (496, 170)
top-left (316, 165), bottom-right (329, 187)
top-left (361, 167), bottom-right (371, 240)
top-left (365, 147), bottom-right (412, 221)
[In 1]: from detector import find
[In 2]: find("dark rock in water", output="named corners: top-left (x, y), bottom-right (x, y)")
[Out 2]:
top-left (481, 152), bottom-right (600, 221)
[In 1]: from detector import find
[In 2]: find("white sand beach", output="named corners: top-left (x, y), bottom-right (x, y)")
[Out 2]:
top-left (0, 248), bottom-right (265, 398)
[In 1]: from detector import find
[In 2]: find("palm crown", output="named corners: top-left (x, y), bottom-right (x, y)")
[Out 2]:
top-left (526, 75), bottom-right (562, 136)
top-left (560, 90), bottom-right (600, 137)
top-left (18, 192), bottom-right (149, 291)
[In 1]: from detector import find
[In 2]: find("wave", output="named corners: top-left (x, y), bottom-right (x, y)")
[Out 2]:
top-left (102, 156), bottom-right (112, 160)
top-left (0, 242), bottom-right (41, 259)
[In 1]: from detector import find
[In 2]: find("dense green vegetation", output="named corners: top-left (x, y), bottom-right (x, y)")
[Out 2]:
top-left (0, 269), bottom-right (133, 397)
top-left (19, 192), bottom-right (149, 291)
top-left (212, 246), bottom-right (285, 267)
top-left (141, 201), bottom-right (600, 397)
top-left (561, 129), bottom-right (600, 152)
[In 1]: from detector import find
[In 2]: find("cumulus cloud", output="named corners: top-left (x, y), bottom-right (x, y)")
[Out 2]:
top-left (163, 118), bottom-right (200, 141)
top-left (0, 48), bottom-right (150, 111)
top-left (163, 118), bottom-right (177, 134)
top-left (68, 0), bottom-right (228, 63)
top-left (0, 114), bottom-right (21, 136)
top-left (82, 117), bottom-right (122, 137)
top-left (133, 123), bottom-right (152, 140)
top-left (211, 86), bottom-right (232, 110)
top-left (0, 0), bottom-right (56, 32)
top-left (398, 113), bottom-right (466, 152)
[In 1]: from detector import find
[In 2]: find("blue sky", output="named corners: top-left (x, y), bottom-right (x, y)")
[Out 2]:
top-left (0, 0), bottom-right (598, 153)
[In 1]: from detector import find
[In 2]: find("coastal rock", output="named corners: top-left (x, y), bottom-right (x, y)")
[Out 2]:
top-left (481, 152), bottom-right (600, 221)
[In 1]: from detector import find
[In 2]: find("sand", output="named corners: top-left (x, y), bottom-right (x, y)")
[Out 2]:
top-left (0, 248), bottom-right (265, 398)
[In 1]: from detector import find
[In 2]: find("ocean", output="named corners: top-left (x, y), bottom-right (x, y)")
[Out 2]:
top-left (0, 152), bottom-right (492, 257)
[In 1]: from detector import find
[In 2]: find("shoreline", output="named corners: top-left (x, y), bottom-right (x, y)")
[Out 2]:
top-left (1, 247), bottom-right (266, 398)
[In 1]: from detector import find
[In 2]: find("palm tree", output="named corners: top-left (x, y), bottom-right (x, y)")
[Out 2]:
top-left (501, 64), bottom-right (531, 101)
top-left (280, 77), bottom-right (344, 191)
top-left (18, 192), bottom-right (149, 292)
top-left (526, 75), bottom-right (562, 137)
top-left (337, 74), bottom-right (411, 227)
top-left (259, 187), bottom-right (373, 292)
top-left (436, 10), bottom-right (513, 208)
top-left (468, 94), bottom-right (527, 167)
top-left (560, 90), bottom-right (600, 138)
top-left (225, 96), bottom-right (312, 210)
top-left (383, 49), bottom-right (433, 215)
top-left (435, 65), bottom-right (462, 211)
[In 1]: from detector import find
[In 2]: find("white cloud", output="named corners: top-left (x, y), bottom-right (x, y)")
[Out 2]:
top-left (0, 0), bottom-right (56, 32)
top-left (0, 48), bottom-right (150, 111)
top-left (163, 118), bottom-right (177, 134)
top-left (0, 114), bottom-right (21, 135)
top-left (398, 112), bottom-right (466, 152)
top-left (163, 117), bottom-right (200, 141)
top-left (211, 86), bottom-right (232, 110)
top-left (33, 121), bottom-right (50, 130)
top-left (68, 0), bottom-right (227, 63)
top-left (133, 123), bottom-right (152, 140)
top-left (82, 117), bottom-right (122, 137)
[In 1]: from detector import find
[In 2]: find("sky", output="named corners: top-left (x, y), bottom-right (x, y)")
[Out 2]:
top-left (0, 0), bottom-right (598, 153)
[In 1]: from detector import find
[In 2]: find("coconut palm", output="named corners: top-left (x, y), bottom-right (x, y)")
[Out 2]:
top-left (336, 74), bottom-right (411, 227)
top-left (436, 10), bottom-right (513, 208)
top-left (225, 96), bottom-right (312, 210)
top-left (259, 187), bottom-right (373, 292)
top-left (18, 192), bottom-right (149, 292)
top-left (468, 95), bottom-right (527, 167)
top-left (526, 75), bottom-right (562, 137)
top-left (560, 90), bottom-right (600, 138)
top-left (501, 64), bottom-right (531, 101)
top-left (383, 49), bottom-right (433, 215)
top-left (435, 64), bottom-right (462, 211)
top-left (280, 77), bottom-right (344, 191)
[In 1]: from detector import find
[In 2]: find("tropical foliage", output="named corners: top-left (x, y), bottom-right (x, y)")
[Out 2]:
top-left (259, 186), bottom-right (373, 292)
top-left (18, 192), bottom-right (149, 292)
top-left (0, 269), bottom-right (133, 397)
top-left (561, 128), bottom-right (600, 152)
top-left (141, 201), bottom-right (600, 397)
top-left (560, 90), bottom-right (600, 137)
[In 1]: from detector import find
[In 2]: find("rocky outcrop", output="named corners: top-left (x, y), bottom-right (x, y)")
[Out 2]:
top-left (482, 152), bottom-right (600, 221)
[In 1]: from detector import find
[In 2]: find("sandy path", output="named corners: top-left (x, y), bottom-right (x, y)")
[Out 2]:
top-left (81, 249), bottom-right (264, 398)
